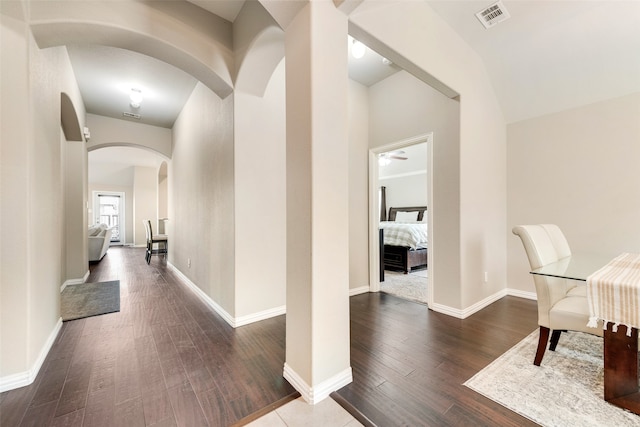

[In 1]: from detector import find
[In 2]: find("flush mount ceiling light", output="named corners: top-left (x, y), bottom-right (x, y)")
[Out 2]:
top-left (351, 39), bottom-right (366, 59)
top-left (129, 88), bottom-right (143, 108)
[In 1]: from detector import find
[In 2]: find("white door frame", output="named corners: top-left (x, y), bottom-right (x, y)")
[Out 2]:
top-left (368, 132), bottom-right (434, 307)
top-left (92, 191), bottom-right (126, 246)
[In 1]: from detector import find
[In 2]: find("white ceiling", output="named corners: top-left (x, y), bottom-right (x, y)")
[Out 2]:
top-left (426, 0), bottom-right (640, 122)
top-left (379, 143), bottom-right (428, 178)
top-left (75, 0), bottom-right (640, 171)
top-left (67, 45), bottom-right (198, 129)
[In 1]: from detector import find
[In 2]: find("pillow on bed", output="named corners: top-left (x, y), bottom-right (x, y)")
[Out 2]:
top-left (395, 211), bottom-right (419, 222)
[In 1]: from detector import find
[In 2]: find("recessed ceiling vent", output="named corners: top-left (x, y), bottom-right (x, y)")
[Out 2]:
top-left (475, 1), bottom-right (510, 29)
top-left (123, 112), bottom-right (141, 119)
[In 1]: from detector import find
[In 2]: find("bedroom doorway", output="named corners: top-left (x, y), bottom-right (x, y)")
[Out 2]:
top-left (369, 133), bottom-right (433, 307)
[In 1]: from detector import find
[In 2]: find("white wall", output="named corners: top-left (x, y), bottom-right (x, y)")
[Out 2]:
top-left (507, 92), bottom-right (640, 294)
top-left (171, 82), bottom-right (235, 315)
top-left (380, 173), bottom-right (428, 210)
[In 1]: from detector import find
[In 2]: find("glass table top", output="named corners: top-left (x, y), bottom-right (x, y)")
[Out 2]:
top-left (530, 253), bottom-right (614, 281)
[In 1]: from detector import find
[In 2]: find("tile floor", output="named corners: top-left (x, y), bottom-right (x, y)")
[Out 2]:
top-left (246, 397), bottom-right (363, 427)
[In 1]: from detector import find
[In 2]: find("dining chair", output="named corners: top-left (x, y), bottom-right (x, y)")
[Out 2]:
top-left (143, 219), bottom-right (168, 264)
top-left (512, 224), bottom-right (603, 365)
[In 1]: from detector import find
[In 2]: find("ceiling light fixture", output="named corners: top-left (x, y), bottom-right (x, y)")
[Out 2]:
top-left (351, 39), bottom-right (366, 59)
top-left (378, 154), bottom-right (392, 167)
top-left (130, 88), bottom-right (143, 108)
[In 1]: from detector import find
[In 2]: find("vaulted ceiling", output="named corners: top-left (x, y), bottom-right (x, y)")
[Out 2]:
top-left (70, 0), bottom-right (639, 173)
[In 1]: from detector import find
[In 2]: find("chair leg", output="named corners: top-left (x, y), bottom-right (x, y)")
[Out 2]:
top-left (549, 330), bottom-right (563, 351)
top-left (534, 326), bottom-right (551, 366)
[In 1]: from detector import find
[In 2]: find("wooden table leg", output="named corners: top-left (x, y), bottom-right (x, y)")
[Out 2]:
top-left (604, 324), bottom-right (640, 413)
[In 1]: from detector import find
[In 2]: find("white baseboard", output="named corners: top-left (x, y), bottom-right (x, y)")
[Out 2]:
top-left (166, 262), bottom-right (286, 328)
top-left (507, 288), bottom-right (537, 300)
top-left (283, 363), bottom-right (353, 404)
top-left (235, 305), bottom-right (286, 327)
top-left (349, 285), bottom-right (369, 296)
top-left (430, 288), bottom-right (508, 319)
top-left (0, 317), bottom-right (62, 393)
top-left (60, 270), bottom-right (90, 292)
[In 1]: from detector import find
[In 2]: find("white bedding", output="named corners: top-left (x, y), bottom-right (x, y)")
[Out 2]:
top-left (379, 221), bottom-right (428, 250)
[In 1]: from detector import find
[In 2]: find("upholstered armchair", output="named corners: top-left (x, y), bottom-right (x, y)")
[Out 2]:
top-left (88, 224), bottom-right (113, 262)
top-left (512, 224), bottom-right (603, 365)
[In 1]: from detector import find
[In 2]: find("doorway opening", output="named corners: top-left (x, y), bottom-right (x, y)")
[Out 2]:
top-left (369, 133), bottom-right (433, 307)
top-left (92, 191), bottom-right (125, 245)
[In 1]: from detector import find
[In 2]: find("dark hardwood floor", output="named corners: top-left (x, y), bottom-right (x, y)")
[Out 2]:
top-left (0, 247), bottom-right (296, 427)
top-left (1, 246), bottom-right (540, 426)
top-left (335, 293), bottom-right (540, 426)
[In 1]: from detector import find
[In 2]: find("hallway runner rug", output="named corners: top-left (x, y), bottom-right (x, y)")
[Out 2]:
top-left (464, 329), bottom-right (640, 426)
top-left (61, 280), bottom-right (120, 321)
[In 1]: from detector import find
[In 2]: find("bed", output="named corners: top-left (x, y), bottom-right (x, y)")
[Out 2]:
top-left (380, 206), bottom-right (428, 274)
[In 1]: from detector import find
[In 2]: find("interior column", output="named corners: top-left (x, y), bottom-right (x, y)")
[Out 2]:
top-left (283, 0), bottom-right (352, 403)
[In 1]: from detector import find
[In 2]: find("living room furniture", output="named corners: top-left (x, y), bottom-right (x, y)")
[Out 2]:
top-left (144, 219), bottom-right (168, 264)
top-left (88, 223), bottom-right (112, 262)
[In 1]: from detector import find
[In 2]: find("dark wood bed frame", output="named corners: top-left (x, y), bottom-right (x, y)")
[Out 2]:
top-left (382, 206), bottom-right (428, 274)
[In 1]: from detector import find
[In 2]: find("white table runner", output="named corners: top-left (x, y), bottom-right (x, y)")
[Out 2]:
top-left (586, 252), bottom-right (640, 336)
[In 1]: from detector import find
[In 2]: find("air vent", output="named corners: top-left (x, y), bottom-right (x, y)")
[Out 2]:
top-left (123, 112), bottom-right (141, 119)
top-left (475, 1), bottom-right (510, 29)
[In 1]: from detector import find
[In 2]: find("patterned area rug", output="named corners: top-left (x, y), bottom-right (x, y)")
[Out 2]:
top-left (61, 280), bottom-right (120, 321)
top-left (380, 269), bottom-right (427, 303)
top-left (465, 330), bottom-right (640, 426)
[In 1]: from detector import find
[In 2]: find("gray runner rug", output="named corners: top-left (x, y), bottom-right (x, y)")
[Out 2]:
top-left (464, 329), bottom-right (640, 426)
top-left (61, 280), bottom-right (120, 321)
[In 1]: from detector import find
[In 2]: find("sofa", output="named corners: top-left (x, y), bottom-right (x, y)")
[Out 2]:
top-left (88, 224), bottom-right (113, 262)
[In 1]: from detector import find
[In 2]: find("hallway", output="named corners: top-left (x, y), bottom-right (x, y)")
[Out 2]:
top-left (0, 247), bottom-right (296, 426)
top-left (1, 246), bottom-right (540, 426)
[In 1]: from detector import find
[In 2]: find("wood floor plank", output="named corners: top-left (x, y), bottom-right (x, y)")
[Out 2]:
top-left (2, 246), bottom-right (542, 426)
top-left (166, 383), bottom-right (209, 427)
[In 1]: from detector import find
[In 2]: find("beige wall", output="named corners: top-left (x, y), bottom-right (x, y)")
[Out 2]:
top-left (133, 166), bottom-right (159, 246)
top-left (366, 67), bottom-right (461, 309)
top-left (86, 114), bottom-right (172, 158)
top-left (1, 7), bottom-right (86, 384)
top-left (348, 79), bottom-right (370, 291)
top-left (1, 9), bottom-right (32, 381)
top-left (171, 82), bottom-right (235, 315)
top-left (507, 92), bottom-right (640, 294)
top-left (351, 1), bottom-right (507, 312)
top-left (233, 61), bottom-right (287, 318)
top-left (65, 140), bottom-right (89, 280)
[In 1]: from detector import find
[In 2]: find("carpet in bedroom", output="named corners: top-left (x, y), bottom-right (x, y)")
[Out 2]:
top-left (380, 269), bottom-right (427, 303)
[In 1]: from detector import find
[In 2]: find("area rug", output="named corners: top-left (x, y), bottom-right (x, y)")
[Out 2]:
top-left (464, 330), bottom-right (640, 426)
top-left (61, 280), bottom-right (120, 321)
top-left (380, 269), bottom-right (427, 303)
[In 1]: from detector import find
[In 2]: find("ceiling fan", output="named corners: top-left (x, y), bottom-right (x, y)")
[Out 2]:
top-left (378, 150), bottom-right (407, 166)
